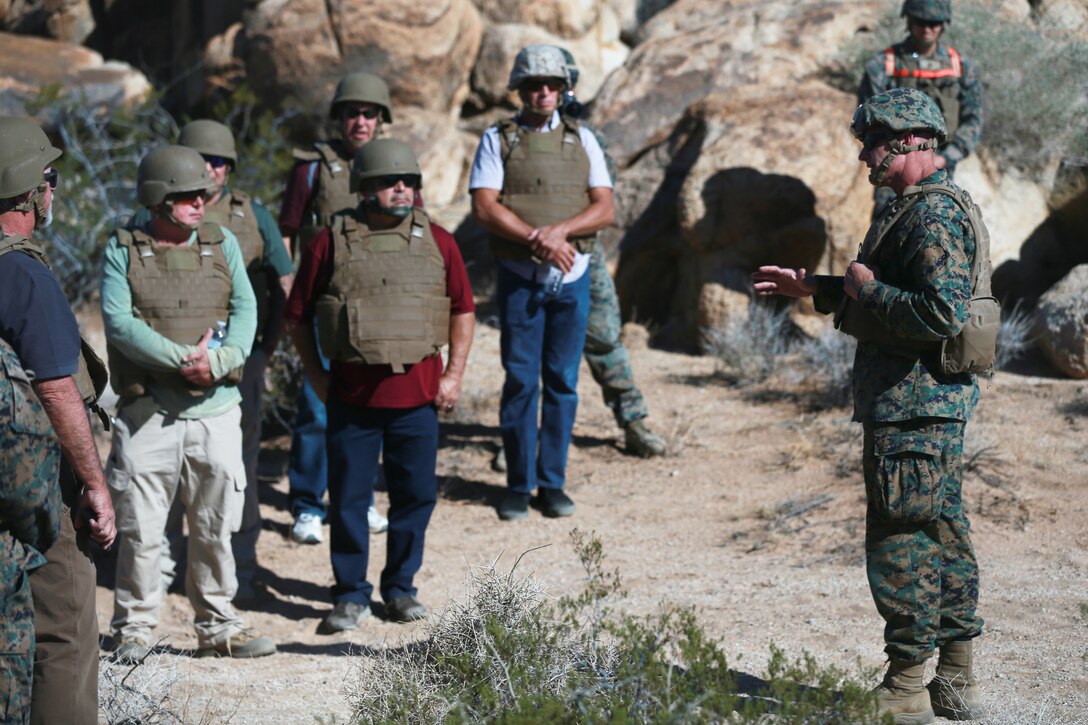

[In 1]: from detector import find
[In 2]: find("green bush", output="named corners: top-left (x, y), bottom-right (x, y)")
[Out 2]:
top-left (345, 531), bottom-right (886, 724)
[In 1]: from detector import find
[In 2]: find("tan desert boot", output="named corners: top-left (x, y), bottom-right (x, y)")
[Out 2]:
top-left (927, 640), bottom-right (982, 720)
top-left (876, 658), bottom-right (935, 724)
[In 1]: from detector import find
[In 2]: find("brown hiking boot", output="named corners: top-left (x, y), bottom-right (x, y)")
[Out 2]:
top-left (928, 640), bottom-right (982, 720)
top-left (875, 658), bottom-right (935, 724)
top-left (624, 419), bottom-right (666, 458)
top-left (194, 629), bottom-right (276, 658)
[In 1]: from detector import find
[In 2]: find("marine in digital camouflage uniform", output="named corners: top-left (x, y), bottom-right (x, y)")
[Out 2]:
top-left (0, 338), bottom-right (61, 725)
top-left (753, 87), bottom-right (987, 724)
top-left (859, 0), bottom-right (983, 212)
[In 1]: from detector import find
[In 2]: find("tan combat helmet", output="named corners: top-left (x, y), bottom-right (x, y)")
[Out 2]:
top-left (330, 72), bottom-right (393, 123)
top-left (137, 145), bottom-right (213, 207)
top-left (178, 119), bottom-right (238, 169)
top-left (507, 44), bottom-right (571, 91)
top-left (351, 138), bottom-right (421, 219)
top-left (0, 116), bottom-right (62, 212)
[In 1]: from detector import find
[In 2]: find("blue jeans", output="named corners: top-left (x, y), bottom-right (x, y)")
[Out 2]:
top-left (287, 365), bottom-right (329, 520)
top-left (497, 265), bottom-right (590, 494)
top-left (326, 400), bottom-right (438, 604)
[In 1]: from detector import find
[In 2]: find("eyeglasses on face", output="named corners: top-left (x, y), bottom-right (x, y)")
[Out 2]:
top-left (204, 155), bottom-right (230, 169)
top-left (861, 133), bottom-right (893, 152)
top-left (43, 168), bottom-right (58, 189)
top-left (374, 174), bottom-right (421, 190)
top-left (909, 17), bottom-right (943, 28)
top-left (168, 190), bottom-right (209, 205)
top-left (522, 77), bottom-right (565, 93)
top-left (342, 105), bottom-right (381, 121)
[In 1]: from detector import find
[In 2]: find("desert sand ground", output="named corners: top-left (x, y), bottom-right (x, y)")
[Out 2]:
top-left (91, 322), bottom-right (1088, 723)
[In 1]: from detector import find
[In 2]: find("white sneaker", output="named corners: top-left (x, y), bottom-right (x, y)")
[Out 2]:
top-left (291, 512), bottom-right (323, 544)
top-left (367, 505), bottom-right (388, 534)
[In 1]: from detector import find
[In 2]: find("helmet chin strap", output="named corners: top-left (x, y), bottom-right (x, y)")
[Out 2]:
top-left (12, 182), bottom-right (46, 214)
top-left (156, 201), bottom-right (200, 233)
top-left (872, 136), bottom-right (939, 186)
top-left (363, 194), bottom-right (412, 220)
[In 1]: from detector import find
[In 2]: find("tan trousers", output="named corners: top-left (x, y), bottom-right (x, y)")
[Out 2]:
top-left (108, 402), bottom-right (246, 648)
top-left (29, 468), bottom-right (99, 725)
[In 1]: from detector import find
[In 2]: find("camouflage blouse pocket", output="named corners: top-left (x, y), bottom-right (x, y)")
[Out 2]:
top-left (869, 427), bottom-right (945, 525)
top-left (0, 537), bottom-right (36, 654)
top-left (2, 358), bottom-right (53, 438)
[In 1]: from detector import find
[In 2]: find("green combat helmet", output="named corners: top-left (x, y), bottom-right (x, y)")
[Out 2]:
top-left (852, 87), bottom-right (947, 184)
top-left (508, 44), bottom-right (570, 91)
top-left (330, 72), bottom-right (393, 123)
top-left (178, 119), bottom-right (237, 169)
top-left (350, 138), bottom-right (421, 218)
top-left (901, 0), bottom-right (952, 23)
top-left (0, 116), bottom-right (62, 212)
top-left (137, 144), bottom-right (212, 207)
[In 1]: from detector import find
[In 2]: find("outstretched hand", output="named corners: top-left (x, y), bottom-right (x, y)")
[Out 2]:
top-left (751, 266), bottom-right (816, 298)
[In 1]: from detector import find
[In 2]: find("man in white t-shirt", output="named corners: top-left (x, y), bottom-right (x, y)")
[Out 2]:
top-left (470, 44), bottom-right (615, 521)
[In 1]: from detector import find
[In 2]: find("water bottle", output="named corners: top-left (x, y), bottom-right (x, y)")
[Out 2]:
top-left (207, 320), bottom-right (227, 350)
top-left (540, 265), bottom-right (564, 300)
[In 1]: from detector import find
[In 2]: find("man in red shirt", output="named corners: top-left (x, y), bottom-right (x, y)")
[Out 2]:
top-left (287, 139), bottom-right (474, 630)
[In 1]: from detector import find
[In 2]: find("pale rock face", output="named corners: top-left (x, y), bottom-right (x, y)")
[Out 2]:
top-left (593, 0), bottom-right (885, 168)
top-left (245, 0), bottom-right (482, 117)
top-left (473, 0), bottom-right (602, 37)
top-left (1035, 0), bottom-right (1088, 33)
top-left (0, 32), bottom-right (151, 115)
top-left (612, 83), bottom-right (872, 349)
top-left (384, 108), bottom-right (473, 210)
top-left (1035, 264), bottom-right (1088, 378)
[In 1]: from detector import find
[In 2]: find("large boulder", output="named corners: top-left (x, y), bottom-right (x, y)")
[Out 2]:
top-left (592, 0), bottom-right (884, 169)
top-left (1035, 0), bottom-right (1088, 33)
top-left (386, 109), bottom-right (476, 210)
top-left (0, 32), bottom-right (150, 116)
top-left (473, 0), bottom-right (604, 37)
top-left (244, 0), bottom-right (483, 119)
top-left (1035, 264), bottom-right (1088, 378)
top-left (613, 83), bottom-right (871, 349)
top-left (1, 0), bottom-right (94, 43)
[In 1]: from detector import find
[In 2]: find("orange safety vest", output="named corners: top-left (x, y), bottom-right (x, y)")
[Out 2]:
top-left (884, 45), bottom-right (962, 79)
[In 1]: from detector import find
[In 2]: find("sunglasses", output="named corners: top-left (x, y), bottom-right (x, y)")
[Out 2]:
top-left (909, 17), bottom-right (943, 28)
top-left (168, 190), bottom-right (209, 205)
top-left (861, 133), bottom-right (893, 152)
top-left (43, 168), bottom-right (58, 189)
top-left (522, 78), bottom-right (565, 93)
top-left (374, 174), bottom-right (421, 190)
top-left (204, 155), bottom-right (230, 169)
top-left (342, 106), bottom-right (381, 121)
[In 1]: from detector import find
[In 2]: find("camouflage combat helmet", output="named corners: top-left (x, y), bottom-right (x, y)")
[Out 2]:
top-left (852, 88), bottom-right (946, 185)
top-left (508, 44), bottom-right (570, 90)
top-left (137, 145), bottom-right (213, 207)
top-left (0, 116), bottom-right (61, 202)
top-left (349, 138), bottom-right (421, 193)
top-left (558, 47), bottom-right (580, 89)
top-left (178, 119), bottom-right (237, 168)
top-left (901, 0), bottom-right (952, 23)
top-left (330, 72), bottom-right (393, 124)
top-left (852, 87), bottom-right (948, 144)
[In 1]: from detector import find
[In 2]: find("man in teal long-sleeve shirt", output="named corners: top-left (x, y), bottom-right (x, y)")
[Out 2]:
top-left (101, 145), bottom-right (275, 662)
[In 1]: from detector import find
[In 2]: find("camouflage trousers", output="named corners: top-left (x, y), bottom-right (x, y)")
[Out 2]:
top-left (1, 538), bottom-right (35, 725)
top-left (863, 417), bottom-right (983, 662)
top-left (584, 241), bottom-right (648, 428)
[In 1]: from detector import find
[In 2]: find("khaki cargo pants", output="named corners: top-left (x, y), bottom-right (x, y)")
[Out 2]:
top-left (107, 402), bottom-right (247, 648)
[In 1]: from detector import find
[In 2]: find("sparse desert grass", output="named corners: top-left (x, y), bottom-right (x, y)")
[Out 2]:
top-left (99, 649), bottom-right (242, 725)
top-left (703, 301), bottom-right (792, 387)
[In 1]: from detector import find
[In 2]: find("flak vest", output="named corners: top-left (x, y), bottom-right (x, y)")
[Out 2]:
top-left (884, 45), bottom-right (963, 139)
top-left (0, 235), bottom-right (110, 427)
top-left (108, 223), bottom-right (239, 399)
top-left (834, 182), bottom-right (998, 374)
top-left (315, 207), bottom-right (450, 374)
top-left (292, 140), bottom-right (358, 248)
top-left (491, 116), bottom-right (595, 260)
top-left (204, 189), bottom-right (271, 339)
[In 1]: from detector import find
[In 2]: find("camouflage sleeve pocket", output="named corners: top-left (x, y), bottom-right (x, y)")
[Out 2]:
top-left (869, 428), bottom-right (945, 525)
